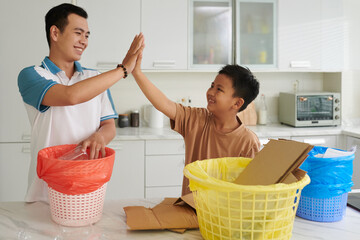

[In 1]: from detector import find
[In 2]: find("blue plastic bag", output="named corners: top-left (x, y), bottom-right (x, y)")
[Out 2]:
top-left (300, 146), bottom-right (354, 198)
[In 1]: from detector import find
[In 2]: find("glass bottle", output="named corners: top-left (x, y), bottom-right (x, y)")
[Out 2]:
top-left (258, 94), bottom-right (267, 125)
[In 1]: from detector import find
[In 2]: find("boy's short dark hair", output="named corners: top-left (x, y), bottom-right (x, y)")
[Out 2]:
top-left (219, 64), bottom-right (260, 112)
top-left (45, 3), bottom-right (88, 47)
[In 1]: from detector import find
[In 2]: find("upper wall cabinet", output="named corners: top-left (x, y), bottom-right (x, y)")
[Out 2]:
top-left (189, 0), bottom-right (233, 69)
top-left (236, 0), bottom-right (277, 68)
top-left (77, 0), bottom-right (141, 70)
top-left (278, 0), bottom-right (344, 71)
top-left (189, 0), bottom-right (277, 70)
top-left (141, 0), bottom-right (188, 70)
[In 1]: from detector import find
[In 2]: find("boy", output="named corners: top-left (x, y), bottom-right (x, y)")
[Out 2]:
top-left (133, 46), bottom-right (260, 195)
top-left (17, 3), bottom-right (144, 202)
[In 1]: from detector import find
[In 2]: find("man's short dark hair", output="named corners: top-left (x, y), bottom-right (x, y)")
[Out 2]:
top-left (45, 3), bottom-right (88, 47)
top-left (219, 64), bottom-right (260, 112)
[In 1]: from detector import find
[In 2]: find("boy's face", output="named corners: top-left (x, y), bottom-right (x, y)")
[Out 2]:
top-left (53, 13), bottom-right (89, 62)
top-left (206, 74), bottom-right (242, 115)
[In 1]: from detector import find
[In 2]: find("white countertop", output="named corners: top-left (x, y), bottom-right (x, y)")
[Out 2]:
top-left (113, 123), bottom-right (360, 140)
top-left (1, 199), bottom-right (360, 240)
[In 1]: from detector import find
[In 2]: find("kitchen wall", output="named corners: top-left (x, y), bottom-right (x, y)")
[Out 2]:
top-left (110, 71), bottom-right (324, 126)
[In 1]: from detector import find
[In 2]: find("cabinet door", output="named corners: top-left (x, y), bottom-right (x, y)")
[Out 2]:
top-left (321, 0), bottom-right (344, 71)
top-left (141, 0), bottom-right (188, 70)
top-left (146, 186), bottom-right (182, 198)
top-left (189, 0), bottom-right (232, 69)
top-left (278, 0), bottom-right (322, 70)
top-left (106, 140), bottom-right (145, 199)
top-left (346, 136), bottom-right (360, 190)
top-left (146, 139), bottom-right (185, 155)
top-left (291, 135), bottom-right (338, 148)
top-left (146, 155), bottom-right (185, 187)
top-left (236, 0), bottom-right (277, 68)
top-left (76, 0), bottom-right (140, 70)
top-left (0, 143), bottom-right (31, 201)
top-left (0, 0), bottom-right (68, 142)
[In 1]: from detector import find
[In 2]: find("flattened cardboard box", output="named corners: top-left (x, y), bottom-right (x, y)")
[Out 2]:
top-left (124, 194), bottom-right (198, 232)
top-left (234, 139), bottom-right (313, 185)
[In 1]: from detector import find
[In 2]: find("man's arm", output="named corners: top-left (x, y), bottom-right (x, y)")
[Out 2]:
top-left (132, 47), bottom-right (177, 120)
top-left (42, 33), bottom-right (144, 106)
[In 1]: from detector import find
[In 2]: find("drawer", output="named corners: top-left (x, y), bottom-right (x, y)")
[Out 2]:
top-left (146, 155), bottom-right (184, 187)
top-left (146, 139), bottom-right (185, 155)
top-left (291, 135), bottom-right (338, 148)
top-left (145, 186), bottom-right (182, 198)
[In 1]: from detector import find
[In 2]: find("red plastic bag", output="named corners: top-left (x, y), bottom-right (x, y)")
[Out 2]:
top-left (37, 144), bottom-right (115, 195)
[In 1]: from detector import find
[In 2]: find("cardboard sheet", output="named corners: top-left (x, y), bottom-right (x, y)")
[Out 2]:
top-left (233, 139), bottom-right (313, 185)
top-left (124, 195), bottom-right (198, 232)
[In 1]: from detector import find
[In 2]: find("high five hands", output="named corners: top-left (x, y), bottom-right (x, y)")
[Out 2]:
top-left (122, 33), bottom-right (145, 74)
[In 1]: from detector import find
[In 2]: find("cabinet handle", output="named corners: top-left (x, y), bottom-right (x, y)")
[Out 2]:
top-left (107, 143), bottom-right (123, 150)
top-left (96, 62), bottom-right (117, 69)
top-left (303, 138), bottom-right (326, 145)
top-left (22, 145), bottom-right (31, 153)
top-left (290, 61), bottom-right (311, 68)
top-left (22, 134), bottom-right (31, 141)
top-left (153, 61), bottom-right (176, 68)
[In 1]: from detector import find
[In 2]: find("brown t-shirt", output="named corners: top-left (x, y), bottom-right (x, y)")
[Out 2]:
top-left (170, 103), bottom-right (261, 195)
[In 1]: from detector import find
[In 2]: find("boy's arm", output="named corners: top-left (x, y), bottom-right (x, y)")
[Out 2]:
top-left (79, 118), bottom-right (116, 159)
top-left (132, 48), bottom-right (177, 120)
top-left (42, 33), bottom-right (144, 106)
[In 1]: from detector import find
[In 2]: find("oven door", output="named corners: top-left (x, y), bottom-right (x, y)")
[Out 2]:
top-left (297, 95), bottom-right (334, 122)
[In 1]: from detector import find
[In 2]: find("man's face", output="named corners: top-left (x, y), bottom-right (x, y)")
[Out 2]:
top-left (55, 13), bottom-right (89, 62)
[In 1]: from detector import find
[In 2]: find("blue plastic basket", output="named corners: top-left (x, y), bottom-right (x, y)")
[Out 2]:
top-left (296, 193), bottom-right (348, 222)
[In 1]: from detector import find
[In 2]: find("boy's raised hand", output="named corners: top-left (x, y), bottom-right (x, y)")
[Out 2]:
top-left (122, 33), bottom-right (144, 73)
top-left (133, 40), bottom-right (145, 75)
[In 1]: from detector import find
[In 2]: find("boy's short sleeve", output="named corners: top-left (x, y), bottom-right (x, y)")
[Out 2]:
top-left (18, 66), bottom-right (58, 112)
top-left (170, 103), bottom-right (208, 137)
top-left (100, 89), bottom-right (118, 121)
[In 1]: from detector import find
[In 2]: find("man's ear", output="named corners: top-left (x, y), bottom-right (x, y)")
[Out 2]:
top-left (50, 25), bottom-right (60, 43)
top-left (234, 97), bottom-right (245, 111)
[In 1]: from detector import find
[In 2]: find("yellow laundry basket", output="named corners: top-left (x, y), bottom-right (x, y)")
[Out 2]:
top-left (183, 157), bottom-right (310, 240)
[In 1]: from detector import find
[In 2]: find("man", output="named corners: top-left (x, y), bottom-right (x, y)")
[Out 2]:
top-left (18, 3), bottom-right (144, 202)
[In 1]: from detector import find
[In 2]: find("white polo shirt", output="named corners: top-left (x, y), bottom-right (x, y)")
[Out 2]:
top-left (18, 57), bottom-right (117, 202)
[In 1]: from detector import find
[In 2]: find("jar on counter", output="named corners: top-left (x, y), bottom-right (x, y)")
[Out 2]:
top-left (118, 114), bottom-right (130, 128)
top-left (130, 110), bottom-right (140, 127)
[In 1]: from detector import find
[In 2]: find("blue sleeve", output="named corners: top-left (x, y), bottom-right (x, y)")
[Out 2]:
top-left (18, 66), bottom-right (58, 112)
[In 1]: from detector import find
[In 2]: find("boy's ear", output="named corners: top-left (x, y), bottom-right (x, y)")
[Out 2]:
top-left (234, 97), bottom-right (245, 111)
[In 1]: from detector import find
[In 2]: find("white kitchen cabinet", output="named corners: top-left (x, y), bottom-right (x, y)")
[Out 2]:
top-left (145, 139), bottom-right (185, 198)
top-left (345, 136), bottom-right (360, 190)
top-left (106, 140), bottom-right (145, 199)
top-left (291, 135), bottom-right (338, 148)
top-left (76, 0), bottom-right (141, 70)
top-left (236, 0), bottom-right (277, 68)
top-left (0, 0), bottom-right (68, 143)
top-left (278, 0), bottom-right (322, 70)
top-left (259, 136), bottom-right (290, 149)
top-left (0, 143), bottom-right (31, 201)
top-left (189, 0), bottom-right (233, 69)
top-left (278, 0), bottom-right (344, 71)
top-left (141, 0), bottom-right (188, 70)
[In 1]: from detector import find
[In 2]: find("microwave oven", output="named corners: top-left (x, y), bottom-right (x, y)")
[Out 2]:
top-left (279, 92), bottom-right (341, 127)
